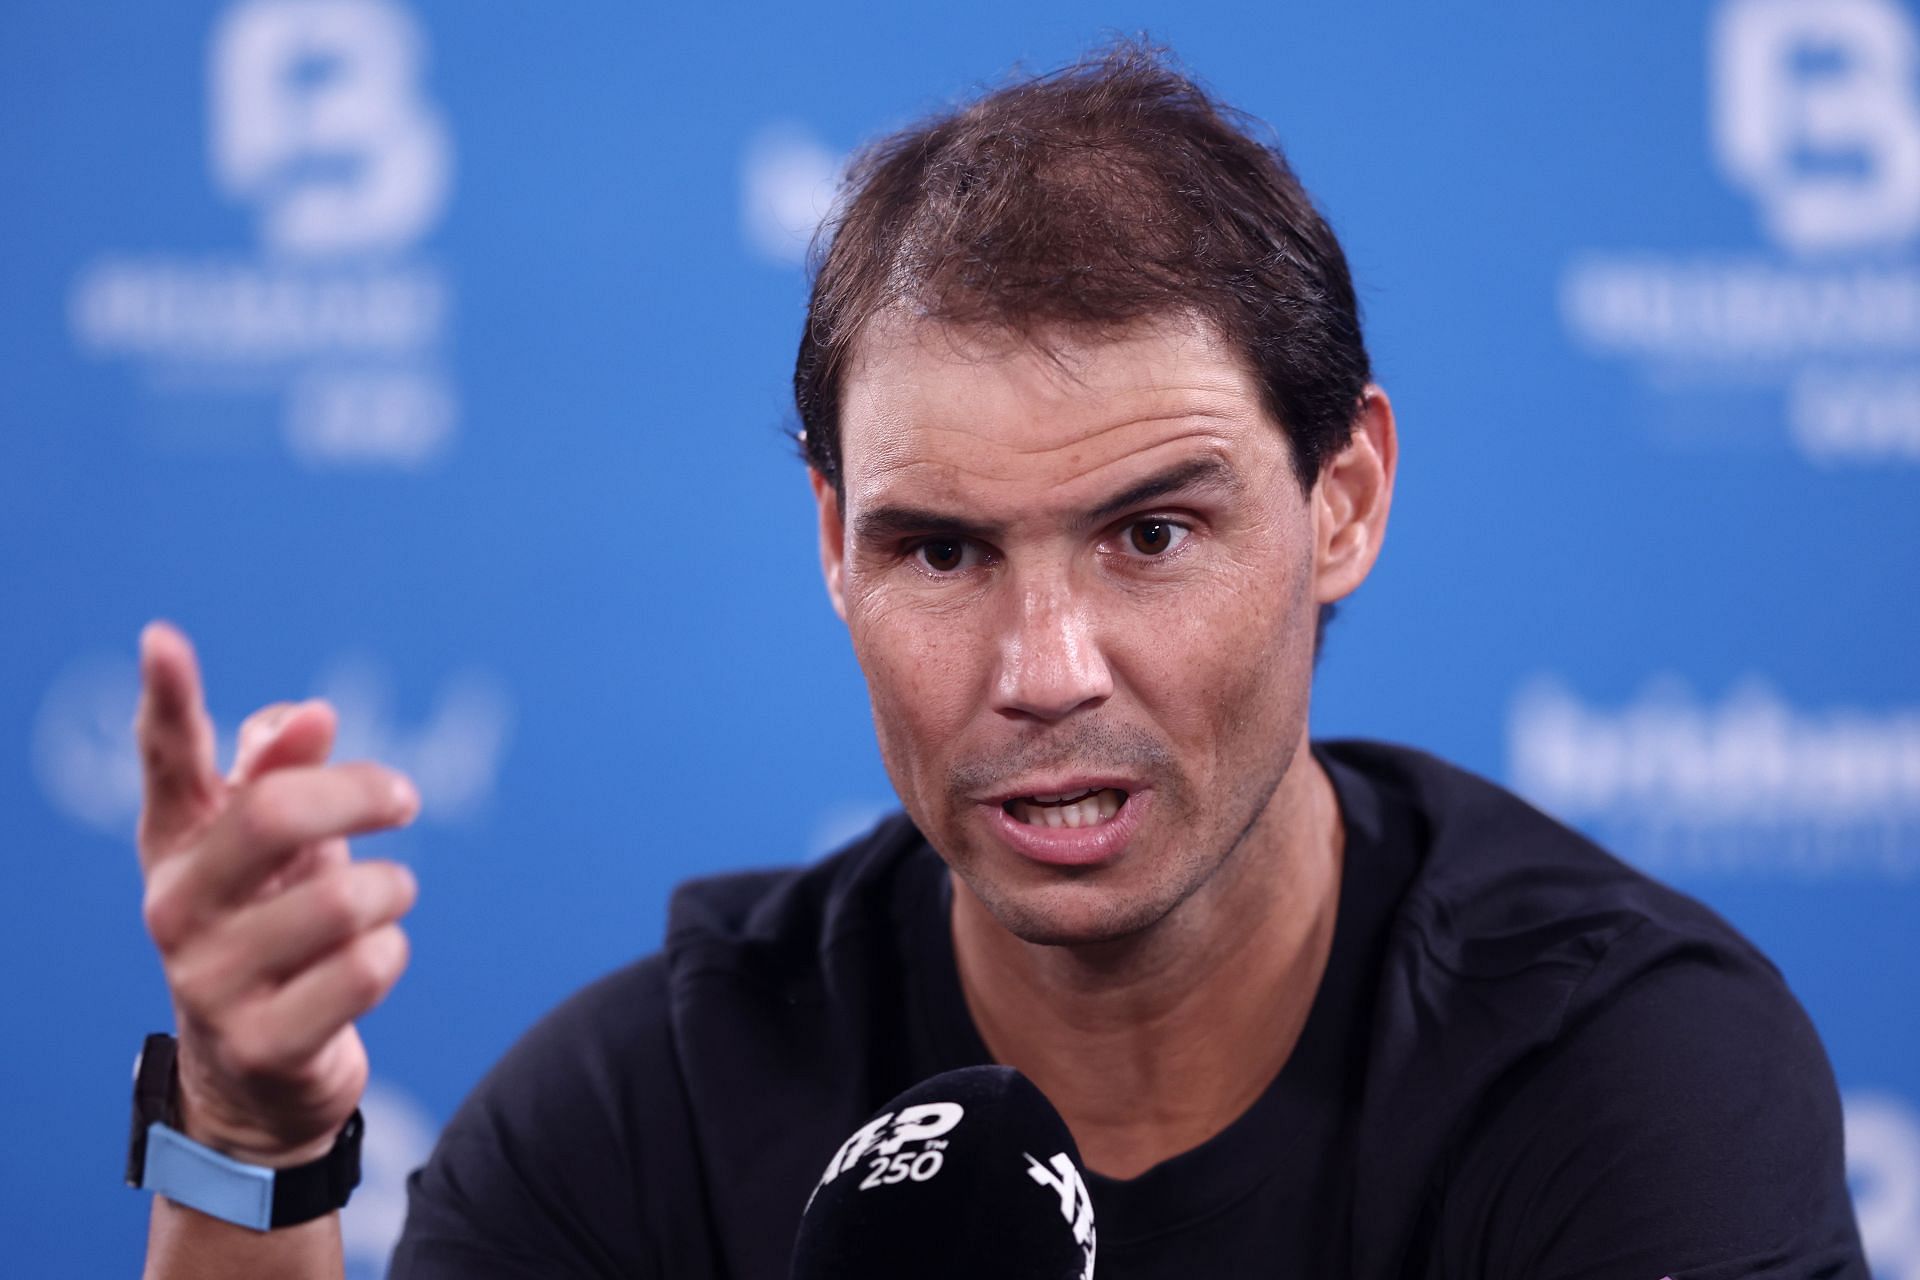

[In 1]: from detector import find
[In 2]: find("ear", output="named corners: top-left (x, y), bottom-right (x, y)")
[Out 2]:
top-left (810, 467), bottom-right (849, 622)
top-left (1312, 386), bottom-right (1397, 606)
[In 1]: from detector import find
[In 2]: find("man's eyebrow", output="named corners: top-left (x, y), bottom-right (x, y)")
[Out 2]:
top-left (851, 505), bottom-right (1005, 546)
top-left (1082, 455), bottom-right (1241, 526)
top-left (850, 456), bottom-right (1242, 546)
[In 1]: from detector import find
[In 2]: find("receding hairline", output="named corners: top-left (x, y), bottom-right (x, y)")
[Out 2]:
top-left (840, 305), bottom-right (1254, 388)
top-left (795, 40), bottom-right (1372, 517)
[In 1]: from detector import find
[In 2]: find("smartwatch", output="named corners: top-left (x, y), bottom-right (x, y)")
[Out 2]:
top-left (126, 1033), bottom-right (363, 1231)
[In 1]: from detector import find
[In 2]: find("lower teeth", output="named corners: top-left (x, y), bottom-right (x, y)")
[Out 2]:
top-left (1010, 789), bottom-right (1124, 829)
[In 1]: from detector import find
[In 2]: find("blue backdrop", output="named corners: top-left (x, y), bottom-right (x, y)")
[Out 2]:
top-left (3, 1), bottom-right (1917, 1274)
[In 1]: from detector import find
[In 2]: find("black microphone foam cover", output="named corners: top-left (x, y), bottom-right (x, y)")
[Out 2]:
top-left (790, 1065), bottom-right (1097, 1279)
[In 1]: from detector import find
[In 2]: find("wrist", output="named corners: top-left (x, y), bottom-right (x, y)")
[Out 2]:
top-left (130, 1034), bottom-right (364, 1232)
top-left (174, 1097), bottom-right (341, 1170)
top-left (171, 1038), bottom-right (350, 1169)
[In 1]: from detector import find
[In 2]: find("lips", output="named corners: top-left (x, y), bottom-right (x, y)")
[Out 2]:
top-left (984, 783), bottom-right (1149, 867)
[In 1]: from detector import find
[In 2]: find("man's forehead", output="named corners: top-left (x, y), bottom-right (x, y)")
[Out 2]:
top-left (836, 313), bottom-right (1277, 500)
top-left (844, 310), bottom-right (1247, 403)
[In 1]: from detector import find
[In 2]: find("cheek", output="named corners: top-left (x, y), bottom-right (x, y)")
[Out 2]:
top-left (847, 591), bottom-right (986, 784)
top-left (1116, 544), bottom-right (1316, 763)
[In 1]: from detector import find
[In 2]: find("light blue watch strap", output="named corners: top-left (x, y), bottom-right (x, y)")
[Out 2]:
top-left (141, 1121), bottom-right (276, 1231)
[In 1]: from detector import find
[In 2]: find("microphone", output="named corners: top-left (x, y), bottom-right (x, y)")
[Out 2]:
top-left (790, 1066), bottom-right (1098, 1279)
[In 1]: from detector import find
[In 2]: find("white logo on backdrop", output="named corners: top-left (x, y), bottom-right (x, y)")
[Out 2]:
top-left (31, 652), bottom-right (512, 837)
top-left (341, 1077), bottom-right (439, 1280)
top-left (69, 0), bottom-right (457, 468)
top-left (1847, 1090), bottom-right (1920, 1280)
top-left (1716, 0), bottom-right (1920, 254)
top-left (212, 0), bottom-right (450, 257)
top-left (740, 123), bottom-right (844, 265)
top-left (1560, 0), bottom-right (1920, 465)
top-left (1506, 674), bottom-right (1920, 877)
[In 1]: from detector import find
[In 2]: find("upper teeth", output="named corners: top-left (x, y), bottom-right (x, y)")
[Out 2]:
top-left (1009, 789), bottom-right (1123, 829)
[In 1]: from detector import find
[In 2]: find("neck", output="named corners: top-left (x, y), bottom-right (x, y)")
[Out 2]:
top-left (949, 744), bottom-right (1345, 1179)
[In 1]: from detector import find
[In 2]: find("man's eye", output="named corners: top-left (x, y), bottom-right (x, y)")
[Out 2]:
top-left (1126, 520), bottom-right (1188, 556)
top-left (914, 539), bottom-right (975, 574)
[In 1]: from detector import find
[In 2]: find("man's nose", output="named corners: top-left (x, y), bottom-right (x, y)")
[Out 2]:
top-left (991, 581), bottom-right (1113, 722)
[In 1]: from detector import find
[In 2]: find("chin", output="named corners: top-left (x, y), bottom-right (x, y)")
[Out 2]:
top-left (958, 871), bottom-right (1180, 948)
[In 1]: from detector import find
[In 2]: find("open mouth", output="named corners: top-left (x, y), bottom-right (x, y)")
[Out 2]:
top-left (1003, 788), bottom-right (1128, 829)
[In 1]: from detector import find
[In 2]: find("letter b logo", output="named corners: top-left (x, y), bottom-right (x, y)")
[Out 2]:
top-left (211, 0), bottom-right (451, 257)
top-left (1714, 0), bottom-right (1920, 253)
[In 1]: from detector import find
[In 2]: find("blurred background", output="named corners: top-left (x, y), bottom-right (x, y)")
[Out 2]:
top-left (2, 0), bottom-right (1917, 1273)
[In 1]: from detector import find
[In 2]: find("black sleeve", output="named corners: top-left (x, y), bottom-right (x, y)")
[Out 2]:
top-left (388, 956), bottom-right (719, 1279)
top-left (1435, 940), bottom-right (1867, 1280)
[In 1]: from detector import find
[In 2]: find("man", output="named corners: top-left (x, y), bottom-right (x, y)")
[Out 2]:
top-left (132, 48), bottom-right (1865, 1278)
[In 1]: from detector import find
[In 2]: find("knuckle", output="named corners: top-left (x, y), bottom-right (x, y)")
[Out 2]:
top-left (308, 870), bottom-right (365, 935)
top-left (168, 959), bottom-right (225, 1025)
top-left (136, 689), bottom-right (178, 733)
top-left (339, 962), bottom-right (383, 1010)
top-left (166, 935), bottom-right (241, 1019)
top-left (138, 743), bottom-right (192, 808)
top-left (141, 880), bottom-right (191, 953)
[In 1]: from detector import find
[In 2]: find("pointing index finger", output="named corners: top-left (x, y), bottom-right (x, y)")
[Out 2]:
top-left (135, 621), bottom-right (223, 858)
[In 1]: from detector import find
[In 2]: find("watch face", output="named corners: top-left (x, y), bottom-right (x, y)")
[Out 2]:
top-left (133, 1033), bottom-right (179, 1120)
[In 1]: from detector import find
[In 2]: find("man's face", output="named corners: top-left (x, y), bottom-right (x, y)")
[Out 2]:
top-left (815, 316), bottom-right (1370, 947)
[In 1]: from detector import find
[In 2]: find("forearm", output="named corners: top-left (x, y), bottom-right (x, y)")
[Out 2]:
top-left (144, 1196), bottom-right (344, 1280)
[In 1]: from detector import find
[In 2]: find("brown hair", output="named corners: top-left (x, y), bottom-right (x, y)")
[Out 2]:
top-left (794, 42), bottom-right (1372, 498)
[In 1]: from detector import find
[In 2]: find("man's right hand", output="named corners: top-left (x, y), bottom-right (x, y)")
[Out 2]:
top-left (135, 621), bottom-right (420, 1169)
